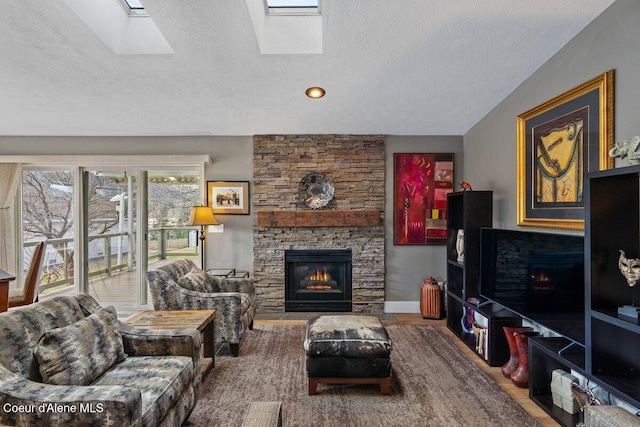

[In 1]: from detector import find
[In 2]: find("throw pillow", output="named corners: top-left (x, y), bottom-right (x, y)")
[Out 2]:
top-left (34, 306), bottom-right (126, 386)
top-left (177, 268), bottom-right (216, 293)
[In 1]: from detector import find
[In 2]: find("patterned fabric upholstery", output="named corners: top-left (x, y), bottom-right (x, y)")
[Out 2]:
top-left (35, 307), bottom-right (126, 385)
top-left (147, 259), bottom-right (256, 355)
top-left (92, 356), bottom-right (193, 427)
top-left (585, 405), bottom-right (639, 427)
top-left (0, 294), bottom-right (201, 427)
top-left (177, 268), bottom-right (216, 293)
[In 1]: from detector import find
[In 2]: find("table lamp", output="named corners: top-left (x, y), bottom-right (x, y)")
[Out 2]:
top-left (186, 206), bottom-right (219, 269)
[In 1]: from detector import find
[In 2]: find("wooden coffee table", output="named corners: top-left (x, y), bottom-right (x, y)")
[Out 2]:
top-left (124, 310), bottom-right (216, 378)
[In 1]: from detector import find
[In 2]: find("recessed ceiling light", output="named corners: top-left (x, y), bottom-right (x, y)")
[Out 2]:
top-left (305, 87), bottom-right (325, 99)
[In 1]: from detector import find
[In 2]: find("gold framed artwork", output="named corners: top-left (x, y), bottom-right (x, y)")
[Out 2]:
top-left (207, 181), bottom-right (250, 215)
top-left (516, 70), bottom-right (614, 230)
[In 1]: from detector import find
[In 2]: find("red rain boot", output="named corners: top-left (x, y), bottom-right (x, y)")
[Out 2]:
top-left (500, 326), bottom-right (533, 378)
top-left (510, 331), bottom-right (540, 388)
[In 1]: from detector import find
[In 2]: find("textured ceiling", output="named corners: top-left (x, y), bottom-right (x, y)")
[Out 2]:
top-left (0, 0), bottom-right (615, 136)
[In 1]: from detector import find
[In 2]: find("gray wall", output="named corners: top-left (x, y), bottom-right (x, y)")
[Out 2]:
top-left (1, 134), bottom-right (464, 306)
top-left (384, 136), bottom-right (464, 304)
top-left (464, 0), bottom-right (638, 231)
top-left (0, 135), bottom-right (255, 272)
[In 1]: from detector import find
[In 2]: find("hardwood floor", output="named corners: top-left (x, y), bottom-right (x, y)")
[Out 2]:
top-left (255, 312), bottom-right (561, 427)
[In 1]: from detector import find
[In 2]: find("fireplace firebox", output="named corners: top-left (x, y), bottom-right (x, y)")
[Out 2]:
top-left (285, 249), bottom-right (352, 312)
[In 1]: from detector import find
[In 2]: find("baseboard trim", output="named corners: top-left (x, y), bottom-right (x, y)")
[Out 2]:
top-left (384, 301), bottom-right (420, 313)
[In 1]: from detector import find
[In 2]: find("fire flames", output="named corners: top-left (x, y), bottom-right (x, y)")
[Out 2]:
top-left (305, 268), bottom-right (333, 290)
top-left (530, 272), bottom-right (550, 282)
top-left (310, 267), bottom-right (330, 282)
top-left (530, 271), bottom-right (553, 291)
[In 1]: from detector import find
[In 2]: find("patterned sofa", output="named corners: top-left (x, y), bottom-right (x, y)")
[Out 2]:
top-left (147, 259), bottom-right (256, 357)
top-left (0, 294), bottom-right (201, 427)
top-left (585, 405), bottom-right (639, 426)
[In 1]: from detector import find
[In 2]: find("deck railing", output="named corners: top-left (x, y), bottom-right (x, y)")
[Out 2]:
top-left (24, 226), bottom-right (199, 294)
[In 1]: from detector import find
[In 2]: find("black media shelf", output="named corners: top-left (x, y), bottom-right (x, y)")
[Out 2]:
top-left (585, 166), bottom-right (640, 412)
top-left (590, 374), bottom-right (640, 409)
top-left (591, 309), bottom-right (640, 332)
top-left (447, 259), bottom-right (464, 268)
top-left (529, 336), bottom-right (585, 427)
top-left (447, 288), bottom-right (463, 303)
top-left (530, 394), bottom-right (581, 427)
top-left (445, 191), bottom-right (524, 367)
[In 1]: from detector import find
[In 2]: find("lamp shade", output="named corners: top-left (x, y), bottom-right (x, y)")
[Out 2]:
top-left (186, 206), bottom-right (219, 226)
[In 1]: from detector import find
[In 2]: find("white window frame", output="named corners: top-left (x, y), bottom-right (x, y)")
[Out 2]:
top-left (264, 0), bottom-right (321, 15)
top-left (117, 0), bottom-right (149, 17)
top-left (1, 155), bottom-right (210, 308)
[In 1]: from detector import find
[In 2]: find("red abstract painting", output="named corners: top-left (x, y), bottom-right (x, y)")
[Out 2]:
top-left (394, 153), bottom-right (454, 245)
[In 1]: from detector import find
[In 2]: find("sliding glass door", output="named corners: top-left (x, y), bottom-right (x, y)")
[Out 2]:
top-left (147, 170), bottom-right (200, 268)
top-left (84, 169), bottom-right (199, 308)
top-left (20, 163), bottom-right (202, 310)
top-left (21, 169), bottom-right (75, 298)
top-left (84, 170), bottom-right (139, 307)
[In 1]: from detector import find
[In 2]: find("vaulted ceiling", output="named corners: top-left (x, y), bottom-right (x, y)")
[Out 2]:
top-left (0, 0), bottom-right (616, 136)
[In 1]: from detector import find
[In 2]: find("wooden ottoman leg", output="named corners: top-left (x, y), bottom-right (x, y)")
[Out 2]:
top-left (380, 378), bottom-right (391, 395)
top-left (308, 378), bottom-right (318, 395)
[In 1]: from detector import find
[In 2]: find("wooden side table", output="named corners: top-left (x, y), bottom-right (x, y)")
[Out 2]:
top-left (123, 310), bottom-right (216, 378)
top-left (0, 269), bottom-right (16, 313)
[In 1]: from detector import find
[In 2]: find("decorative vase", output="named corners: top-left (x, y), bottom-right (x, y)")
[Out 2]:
top-left (456, 229), bottom-right (465, 264)
top-left (461, 307), bottom-right (475, 333)
top-left (510, 331), bottom-right (540, 388)
top-left (500, 326), bottom-right (533, 378)
top-left (420, 276), bottom-right (442, 319)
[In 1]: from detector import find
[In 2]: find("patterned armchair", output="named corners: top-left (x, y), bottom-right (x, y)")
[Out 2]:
top-left (147, 259), bottom-right (256, 357)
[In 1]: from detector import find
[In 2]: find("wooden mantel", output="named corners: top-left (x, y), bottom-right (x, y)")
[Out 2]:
top-left (257, 209), bottom-right (381, 227)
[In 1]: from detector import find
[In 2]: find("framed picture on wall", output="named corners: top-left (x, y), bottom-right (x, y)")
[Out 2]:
top-left (393, 153), bottom-right (454, 245)
top-left (207, 181), bottom-right (250, 215)
top-left (516, 70), bottom-right (614, 230)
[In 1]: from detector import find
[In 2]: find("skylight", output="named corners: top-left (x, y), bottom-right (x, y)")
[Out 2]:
top-left (266, 0), bottom-right (318, 7)
top-left (125, 0), bottom-right (144, 9)
top-left (265, 0), bottom-right (320, 15)
top-left (118, 0), bottom-right (148, 16)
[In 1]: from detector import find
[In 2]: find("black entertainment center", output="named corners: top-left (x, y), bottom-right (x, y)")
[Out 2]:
top-left (445, 167), bottom-right (640, 427)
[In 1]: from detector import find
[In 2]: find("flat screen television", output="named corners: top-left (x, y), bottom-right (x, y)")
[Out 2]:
top-left (479, 228), bottom-right (585, 345)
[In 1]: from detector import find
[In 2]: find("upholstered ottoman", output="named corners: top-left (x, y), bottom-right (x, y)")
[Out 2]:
top-left (304, 315), bottom-right (392, 395)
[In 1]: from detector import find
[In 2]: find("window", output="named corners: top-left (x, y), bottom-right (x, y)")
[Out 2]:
top-left (125, 0), bottom-right (144, 9)
top-left (118, 0), bottom-right (148, 16)
top-left (266, 0), bottom-right (318, 7)
top-left (265, 0), bottom-right (320, 15)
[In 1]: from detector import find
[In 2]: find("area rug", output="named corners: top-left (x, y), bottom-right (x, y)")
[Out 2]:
top-left (188, 325), bottom-right (542, 427)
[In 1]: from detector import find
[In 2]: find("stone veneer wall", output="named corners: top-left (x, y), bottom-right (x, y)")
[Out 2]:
top-left (253, 135), bottom-right (385, 313)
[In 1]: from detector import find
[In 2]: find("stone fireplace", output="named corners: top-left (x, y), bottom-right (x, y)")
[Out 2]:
top-left (253, 135), bottom-right (385, 313)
